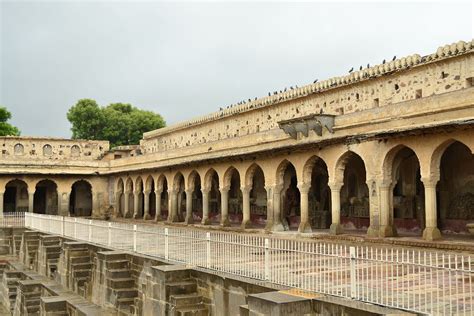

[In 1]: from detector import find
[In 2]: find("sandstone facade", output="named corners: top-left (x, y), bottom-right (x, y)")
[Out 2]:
top-left (1, 40), bottom-right (473, 241)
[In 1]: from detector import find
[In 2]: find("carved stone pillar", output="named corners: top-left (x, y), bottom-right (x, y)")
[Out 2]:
top-left (168, 189), bottom-right (179, 222)
top-left (266, 185), bottom-right (284, 232)
top-left (329, 182), bottom-right (343, 235)
top-left (241, 186), bottom-right (251, 229)
top-left (0, 191), bottom-right (4, 217)
top-left (220, 187), bottom-right (230, 227)
top-left (201, 189), bottom-right (211, 225)
top-left (124, 191), bottom-right (131, 218)
top-left (143, 190), bottom-right (151, 220)
top-left (366, 179), bottom-right (380, 237)
top-left (379, 180), bottom-right (397, 237)
top-left (422, 177), bottom-right (442, 241)
top-left (154, 188), bottom-right (162, 221)
top-left (185, 189), bottom-right (194, 224)
top-left (28, 192), bottom-right (34, 213)
top-left (298, 183), bottom-right (312, 233)
top-left (133, 191), bottom-right (141, 219)
top-left (58, 192), bottom-right (70, 216)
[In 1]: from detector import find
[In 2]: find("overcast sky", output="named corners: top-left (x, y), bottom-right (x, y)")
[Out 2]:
top-left (0, 1), bottom-right (472, 138)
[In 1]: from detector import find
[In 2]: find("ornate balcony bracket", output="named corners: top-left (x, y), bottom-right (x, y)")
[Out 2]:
top-left (278, 114), bottom-right (335, 139)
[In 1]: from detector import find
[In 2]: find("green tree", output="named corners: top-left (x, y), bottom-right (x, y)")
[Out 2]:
top-left (67, 99), bottom-right (166, 147)
top-left (0, 106), bottom-right (20, 136)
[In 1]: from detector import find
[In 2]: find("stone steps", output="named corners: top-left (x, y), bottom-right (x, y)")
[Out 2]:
top-left (166, 281), bottom-right (197, 299)
top-left (172, 304), bottom-right (209, 316)
top-left (170, 293), bottom-right (203, 307)
top-left (107, 277), bottom-right (135, 289)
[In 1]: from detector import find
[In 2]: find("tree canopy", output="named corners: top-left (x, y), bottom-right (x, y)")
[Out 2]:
top-left (67, 99), bottom-right (165, 147)
top-left (0, 106), bottom-right (20, 136)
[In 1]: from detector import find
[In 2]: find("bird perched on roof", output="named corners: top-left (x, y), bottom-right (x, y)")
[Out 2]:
top-left (367, 63), bottom-right (370, 68)
top-left (313, 79), bottom-right (318, 83)
top-left (382, 59), bottom-right (386, 64)
top-left (392, 55), bottom-right (396, 61)
top-left (268, 92), bottom-right (271, 96)
top-left (284, 88), bottom-right (287, 92)
top-left (359, 66), bottom-right (363, 71)
top-left (290, 86), bottom-right (293, 90)
top-left (219, 107), bottom-right (223, 111)
top-left (254, 97), bottom-right (257, 100)
top-left (349, 67), bottom-right (354, 73)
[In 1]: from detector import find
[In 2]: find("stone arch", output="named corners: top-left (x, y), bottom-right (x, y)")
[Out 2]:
top-left (334, 151), bottom-right (370, 232)
top-left (203, 168), bottom-right (220, 223)
top-left (69, 180), bottom-right (92, 217)
top-left (244, 163), bottom-right (267, 227)
top-left (302, 156), bottom-right (331, 230)
top-left (133, 176), bottom-right (144, 218)
top-left (173, 172), bottom-right (186, 221)
top-left (276, 159), bottom-right (300, 230)
top-left (156, 174), bottom-right (169, 220)
top-left (223, 166), bottom-right (243, 224)
top-left (382, 145), bottom-right (424, 236)
top-left (125, 177), bottom-right (134, 217)
top-left (145, 175), bottom-right (156, 218)
top-left (4, 179), bottom-right (29, 213)
top-left (188, 170), bottom-right (203, 221)
top-left (436, 140), bottom-right (474, 234)
top-left (34, 179), bottom-right (58, 214)
top-left (116, 178), bottom-right (125, 217)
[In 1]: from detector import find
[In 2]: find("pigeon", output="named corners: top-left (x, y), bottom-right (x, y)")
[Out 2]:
top-left (313, 79), bottom-right (318, 83)
top-left (359, 66), bottom-right (363, 71)
top-left (268, 92), bottom-right (271, 96)
top-left (392, 55), bottom-right (396, 61)
top-left (367, 63), bottom-right (370, 68)
top-left (349, 67), bottom-right (354, 73)
top-left (219, 107), bottom-right (223, 111)
top-left (382, 59), bottom-right (386, 64)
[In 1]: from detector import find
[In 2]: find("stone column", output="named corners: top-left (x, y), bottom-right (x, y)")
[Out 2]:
top-left (241, 186), bottom-right (251, 229)
top-left (184, 189), bottom-right (194, 224)
top-left (154, 188), bottom-right (162, 221)
top-left (57, 192), bottom-right (70, 216)
top-left (124, 191), bottom-right (131, 218)
top-left (329, 182), bottom-right (343, 235)
top-left (267, 185), bottom-right (284, 232)
top-left (28, 192), bottom-right (34, 213)
top-left (0, 191), bottom-right (4, 218)
top-left (422, 177), bottom-right (442, 241)
top-left (201, 189), bottom-right (211, 225)
top-left (168, 189), bottom-right (179, 222)
top-left (366, 179), bottom-right (380, 237)
top-left (298, 183), bottom-right (312, 233)
top-left (379, 180), bottom-right (396, 237)
top-left (143, 190), bottom-right (151, 220)
top-left (220, 187), bottom-right (230, 227)
top-left (133, 191), bottom-right (140, 219)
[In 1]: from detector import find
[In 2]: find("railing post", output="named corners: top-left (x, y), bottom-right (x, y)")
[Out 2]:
top-left (88, 220), bottom-right (92, 242)
top-left (108, 223), bottom-right (112, 247)
top-left (350, 246), bottom-right (357, 299)
top-left (206, 232), bottom-right (211, 269)
top-left (133, 225), bottom-right (137, 252)
top-left (165, 228), bottom-right (169, 260)
top-left (265, 238), bottom-right (270, 280)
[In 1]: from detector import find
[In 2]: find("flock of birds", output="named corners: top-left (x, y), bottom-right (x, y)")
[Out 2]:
top-left (219, 55), bottom-right (397, 112)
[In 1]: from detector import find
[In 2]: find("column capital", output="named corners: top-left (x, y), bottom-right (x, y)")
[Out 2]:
top-left (219, 186), bottom-right (230, 193)
top-left (133, 190), bottom-right (141, 196)
top-left (143, 189), bottom-right (151, 195)
top-left (421, 177), bottom-right (439, 188)
top-left (328, 181), bottom-right (343, 191)
top-left (297, 183), bottom-right (311, 194)
top-left (240, 186), bottom-right (251, 194)
top-left (265, 184), bottom-right (283, 194)
top-left (185, 188), bottom-right (193, 195)
top-left (168, 188), bottom-right (178, 195)
top-left (201, 188), bottom-right (210, 195)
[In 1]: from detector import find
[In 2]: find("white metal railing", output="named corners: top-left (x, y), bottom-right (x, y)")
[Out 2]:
top-left (23, 212), bottom-right (474, 315)
top-left (0, 212), bottom-right (25, 227)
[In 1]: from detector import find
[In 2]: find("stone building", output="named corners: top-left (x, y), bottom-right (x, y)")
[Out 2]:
top-left (1, 40), bottom-right (473, 241)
